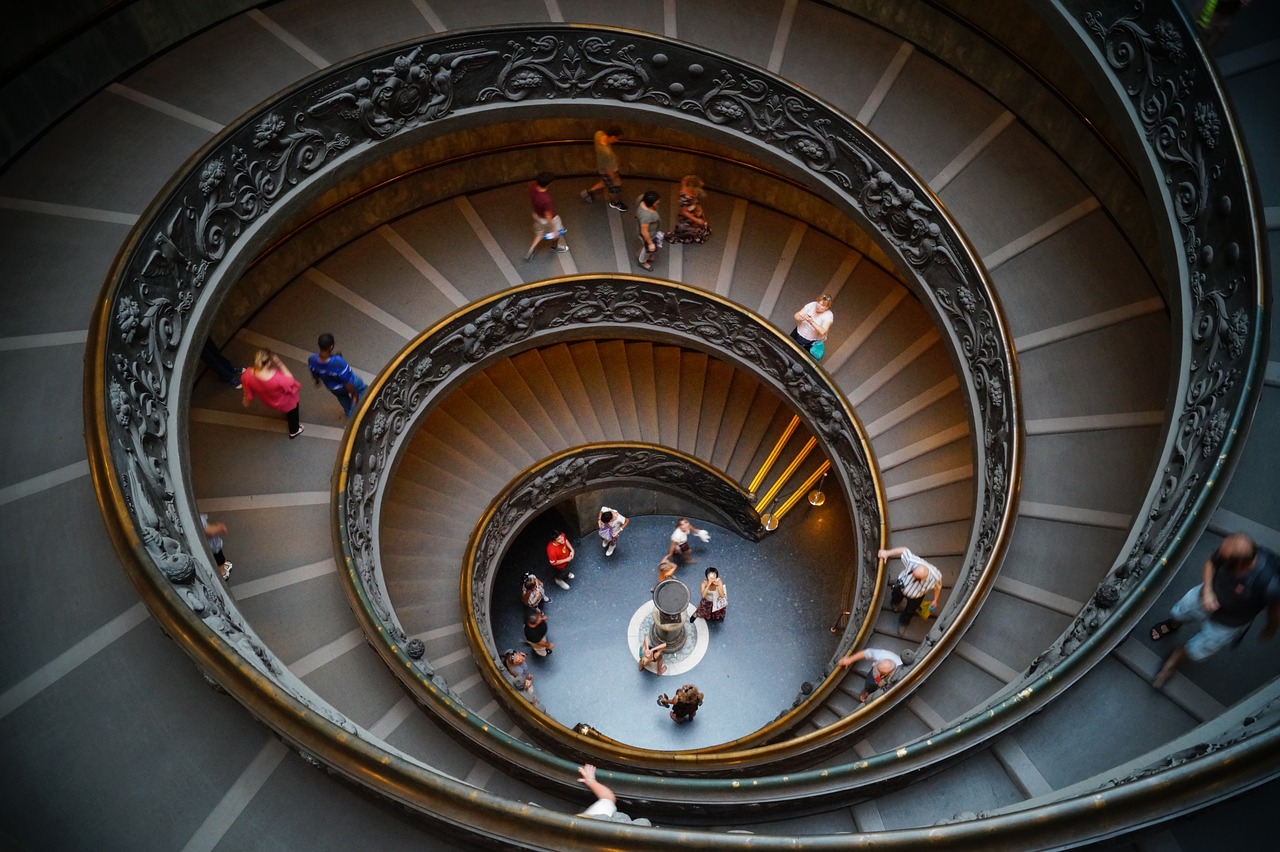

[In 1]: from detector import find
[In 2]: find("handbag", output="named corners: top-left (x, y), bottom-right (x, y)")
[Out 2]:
top-left (810, 339), bottom-right (825, 359)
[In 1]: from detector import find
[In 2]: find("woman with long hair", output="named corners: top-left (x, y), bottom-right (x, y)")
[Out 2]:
top-left (666, 174), bottom-right (711, 244)
top-left (690, 567), bottom-right (727, 623)
top-left (657, 683), bottom-right (703, 723)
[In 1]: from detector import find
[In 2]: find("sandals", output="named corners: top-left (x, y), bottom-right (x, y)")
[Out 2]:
top-left (638, 260), bottom-right (653, 271)
top-left (1149, 619), bottom-right (1180, 641)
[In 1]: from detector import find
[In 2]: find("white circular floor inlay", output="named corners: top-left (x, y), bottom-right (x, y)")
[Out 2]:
top-left (626, 600), bottom-right (707, 676)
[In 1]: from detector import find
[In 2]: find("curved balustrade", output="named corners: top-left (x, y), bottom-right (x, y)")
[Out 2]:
top-left (336, 279), bottom-right (886, 769)
top-left (459, 442), bottom-right (767, 757)
top-left (73, 5), bottom-right (1278, 841)
top-left (87, 20), bottom-right (1014, 789)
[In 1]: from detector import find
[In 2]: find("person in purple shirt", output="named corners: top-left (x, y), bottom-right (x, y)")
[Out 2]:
top-left (307, 332), bottom-right (367, 417)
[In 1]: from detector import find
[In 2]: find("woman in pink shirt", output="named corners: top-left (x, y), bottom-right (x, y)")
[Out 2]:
top-left (241, 349), bottom-right (304, 438)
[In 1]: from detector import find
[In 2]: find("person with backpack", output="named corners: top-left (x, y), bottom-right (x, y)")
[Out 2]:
top-left (1150, 533), bottom-right (1280, 687)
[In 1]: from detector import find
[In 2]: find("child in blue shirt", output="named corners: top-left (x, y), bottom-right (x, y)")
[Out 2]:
top-left (307, 332), bottom-right (367, 416)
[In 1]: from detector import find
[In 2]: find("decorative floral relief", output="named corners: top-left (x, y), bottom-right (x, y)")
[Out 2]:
top-left (1024, 2), bottom-right (1261, 670)
top-left (99, 27), bottom-right (1024, 755)
top-left (341, 281), bottom-right (884, 672)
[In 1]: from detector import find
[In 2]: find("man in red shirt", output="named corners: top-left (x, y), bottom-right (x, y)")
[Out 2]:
top-left (546, 531), bottom-right (576, 590)
top-left (524, 172), bottom-right (569, 261)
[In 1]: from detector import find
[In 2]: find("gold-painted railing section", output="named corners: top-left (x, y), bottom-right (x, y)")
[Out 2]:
top-left (744, 415), bottom-right (799, 496)
top-left (772, 461), bottom-right (832, 522)
top-left (753, 436), bottom-right (817, 512)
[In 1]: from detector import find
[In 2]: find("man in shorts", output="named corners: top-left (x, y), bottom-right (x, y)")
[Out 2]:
top-left (581, 126), bottom-right (627, 211)
top-left (524, 172), bottom-right (569, 261)
top-left (1151, 533), bottom-right (1280, 687)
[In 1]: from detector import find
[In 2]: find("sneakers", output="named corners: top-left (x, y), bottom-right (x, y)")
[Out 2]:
top-left (288, 424), bottom-right (305, 439)
top-left (580, 190), bottom-right (594, 203)
top-left (608, 200), bottom-right (628, 212)
top-left (552, 245), bottom-right (570, 253)
top-left (554, 578), bottom-right (571, 590)
top-left (566, 572), bottom-right (575, 580)
top-left (606, 542), bottom-right (616, 557)
top-left (221, 561), bottom-right (233, 580)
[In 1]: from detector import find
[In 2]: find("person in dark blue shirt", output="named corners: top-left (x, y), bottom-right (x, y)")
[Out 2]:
top-left (307, 332), bottom-right (367, 417)
top-left (1151, 533), bottom-right (1280, 687)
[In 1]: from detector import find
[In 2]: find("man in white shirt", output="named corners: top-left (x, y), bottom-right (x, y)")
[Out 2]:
top-left (883, 545), bottom-right (943, 637)
top-left (837, 647), bottom-right (903, 702)
top-left (791, 294), bottom-right (834, 356)
top-left (667, 517), bottom-right (707, 565)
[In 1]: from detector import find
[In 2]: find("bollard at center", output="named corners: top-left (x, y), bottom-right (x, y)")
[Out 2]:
top-left (650, 578), bottom-right (691, 652)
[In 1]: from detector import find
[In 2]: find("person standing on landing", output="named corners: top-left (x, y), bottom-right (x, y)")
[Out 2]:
top-left (241, 349), bottom-right (303, 438)
top-left (634, 190), bottom-right (662, 271)
top-left (581, 126), bottom-right (627, 211)
top-left (524, 172), bottom-right (569, 261)
top-left (501, 649), bottom-right (543, 710)
top-left (521, 572), bottom-right (550, 609)
top-left (657, 683), bottom-right (703, 723)
top-left (308, 333), bottom-right (367, 417)
top-left (597, 506), bottom-right (629, 557)
top-left (1150, 533), bottom-right (1280, 687)
top-left (546, 531), bottom-right (576, 590)
top-left (523, 609), bottom-right (554, 657)
top-left (690, 567), bottom-right (727, 624)
top-left (791, 294), bottom-right (834, 357)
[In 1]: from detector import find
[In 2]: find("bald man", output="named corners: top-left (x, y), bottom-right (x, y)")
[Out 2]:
top-left (838, 648), bottom-right (903, 703)
top-left (1151, 533), bottom-right (1280, 688)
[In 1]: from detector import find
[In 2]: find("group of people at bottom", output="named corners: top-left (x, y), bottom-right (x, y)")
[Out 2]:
top-left (502, 513), bottom-right (726, 723)
top-left (570, 532), bottom-right (1280, 825)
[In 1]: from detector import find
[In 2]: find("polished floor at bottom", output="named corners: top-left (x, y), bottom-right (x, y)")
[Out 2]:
top-left (492, 501), bottom-right (854, 751)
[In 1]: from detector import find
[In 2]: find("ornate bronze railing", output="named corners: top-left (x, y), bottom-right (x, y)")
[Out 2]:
top-left (334, 280), bottom-right (889, 771)
top-left (86, 18), bottom-right (1033, 837)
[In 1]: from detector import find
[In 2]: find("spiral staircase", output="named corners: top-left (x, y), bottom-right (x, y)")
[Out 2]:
top-left (2, 1), bottom-right (1277, 849)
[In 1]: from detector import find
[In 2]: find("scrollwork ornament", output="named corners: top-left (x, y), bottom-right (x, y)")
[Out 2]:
top-left (1030, 2), bottom-right (1263, 668)
top-left (97, 25), bottom-right (1023, 776)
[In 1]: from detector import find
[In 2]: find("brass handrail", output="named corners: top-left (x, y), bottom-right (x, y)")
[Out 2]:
top-left (753, 435), bottom-right (815, 510)
top-left (772, 461), bottom-right (832, 522)
top-left (745, 415), bottom-right (800, 496)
